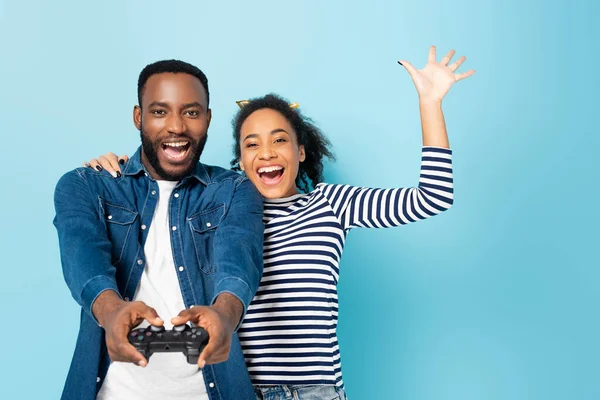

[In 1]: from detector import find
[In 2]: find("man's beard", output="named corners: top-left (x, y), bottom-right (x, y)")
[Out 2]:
top-left (140, 124), bottom-right (208, 181)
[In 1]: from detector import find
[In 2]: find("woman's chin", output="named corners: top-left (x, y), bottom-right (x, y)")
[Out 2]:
top-left (256, 182), bottom-right (298, 199)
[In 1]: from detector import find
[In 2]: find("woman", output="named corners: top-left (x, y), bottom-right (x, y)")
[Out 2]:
top-left (87, 46), bottom-right (474, 399)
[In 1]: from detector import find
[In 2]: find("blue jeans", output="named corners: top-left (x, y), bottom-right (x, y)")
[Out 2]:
top-left (254, 385), bottom-right (347, 400)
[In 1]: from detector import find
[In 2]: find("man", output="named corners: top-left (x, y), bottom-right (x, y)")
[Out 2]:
top-left (53, 60), bottom-right (264, 400)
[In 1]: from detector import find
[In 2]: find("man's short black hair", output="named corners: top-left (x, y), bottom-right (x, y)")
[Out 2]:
top-left (137, 59), bottom-right (209, 107)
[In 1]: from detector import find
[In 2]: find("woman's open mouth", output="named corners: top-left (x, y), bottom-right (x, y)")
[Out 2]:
top-left (257, 165), bottom-right (285, 186)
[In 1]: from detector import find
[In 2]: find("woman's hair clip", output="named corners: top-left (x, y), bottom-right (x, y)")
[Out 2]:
top-left (236, 100), bottom-right (300, 109)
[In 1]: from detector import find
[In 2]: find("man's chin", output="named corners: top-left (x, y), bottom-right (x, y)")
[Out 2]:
top-left (158, 163), bottom-right (197, 181)
top-left (149, 154), bottom-right (197, 180)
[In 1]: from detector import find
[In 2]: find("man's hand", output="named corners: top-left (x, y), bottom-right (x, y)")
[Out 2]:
top-left (93, 290), bottom-right (163, 367)
top-left (171, 293), bottom-right (243, 368)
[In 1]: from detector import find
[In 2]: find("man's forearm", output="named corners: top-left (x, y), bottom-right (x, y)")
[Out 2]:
top-left (212, 292), bottom-right (244, 330)
top-left (92, 289), bottom-right (126, 327)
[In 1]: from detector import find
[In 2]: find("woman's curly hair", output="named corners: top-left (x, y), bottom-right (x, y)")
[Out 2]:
top-left (231, 93), bottom-right (335, 193)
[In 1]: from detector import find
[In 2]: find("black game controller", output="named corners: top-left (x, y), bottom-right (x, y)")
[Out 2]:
top-left (128, 324), bottom-right (209, 364)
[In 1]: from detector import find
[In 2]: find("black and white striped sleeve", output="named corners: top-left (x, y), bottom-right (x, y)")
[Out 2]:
top-left (318, 147), bottom-right (454, 230)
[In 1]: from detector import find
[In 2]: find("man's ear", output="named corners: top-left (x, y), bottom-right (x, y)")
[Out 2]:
top-left (133, 105), bottom-right (142, 130)
top-left (206, 108), bottom-right (212, 128)
top-left (299, 145), bottom-right (306, 162)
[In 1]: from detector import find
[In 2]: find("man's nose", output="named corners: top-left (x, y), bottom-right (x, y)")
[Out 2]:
top-left (166, 114), bottom-right (185, 134)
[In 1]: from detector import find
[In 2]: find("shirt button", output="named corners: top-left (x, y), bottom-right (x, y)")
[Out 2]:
top-left (144, 172), bottom-right (148, 177)
top-left (174, 193), bottom-right (180, 198)
top-left (151, 190), bottom-right (156, 195)
top-left (107, 215), bottom-right (113, 220)
top-left (137, 259), bottom-right (143, 265)
top-left (208, 382), bottom-right (215, 388)
top-left (141, 224), bottom-right (147, 230)
top-left (124, 297), bottom-right (129, 301)
top-left (206, 222), bottom-right (211, 228)
top-left (172, 226), bottom-right (177, 231)
top-left (96, 377), bottom-right (101, 383)
top-left (179, 266), bottom-right (184, 272)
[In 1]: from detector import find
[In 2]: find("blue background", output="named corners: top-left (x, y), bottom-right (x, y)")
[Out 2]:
top-left (0, 0), bottom-right (597, 398)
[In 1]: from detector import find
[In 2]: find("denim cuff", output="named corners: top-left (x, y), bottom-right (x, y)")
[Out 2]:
top-left (80, 275), bottom-right (122, 326)
top-left (211, 277), bottom-right (253, 331)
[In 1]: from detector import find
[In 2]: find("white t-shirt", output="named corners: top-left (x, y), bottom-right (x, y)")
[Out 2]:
top-left (97, 180), bottom-right (208, 400)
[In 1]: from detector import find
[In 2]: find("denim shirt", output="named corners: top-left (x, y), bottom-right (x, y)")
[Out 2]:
top-left (53, 147), bottom-right (264, 400)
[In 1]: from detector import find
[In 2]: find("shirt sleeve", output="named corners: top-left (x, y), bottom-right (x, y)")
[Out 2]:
top-left (53, 169), bottom-right (122, 325)
top-left (210, 177), bottom-right (265, 330)
top-left (319, 146), bottom-right (454, 230)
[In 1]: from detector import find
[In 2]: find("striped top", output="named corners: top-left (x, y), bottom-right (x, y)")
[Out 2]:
top-left (238, 147), bottom-right (454, 387)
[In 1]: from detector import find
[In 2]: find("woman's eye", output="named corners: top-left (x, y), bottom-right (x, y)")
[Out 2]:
top-left (246, 143), bottom-right (258, 148)
top-left (275, 138), bottom-right (286, 143)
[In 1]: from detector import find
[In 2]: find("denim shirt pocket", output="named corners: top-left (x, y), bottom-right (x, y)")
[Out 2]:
top-left (100, 199), bottom-right (138, 264)
top-left (187, 204), bottom-right (225, 274)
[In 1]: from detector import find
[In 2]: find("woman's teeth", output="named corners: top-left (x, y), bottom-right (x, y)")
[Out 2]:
top-left (258, 165), bottom-right (283, 174)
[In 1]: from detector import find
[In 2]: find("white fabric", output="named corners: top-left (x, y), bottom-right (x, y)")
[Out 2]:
top-left (97, 180), bottom-right (208, 400)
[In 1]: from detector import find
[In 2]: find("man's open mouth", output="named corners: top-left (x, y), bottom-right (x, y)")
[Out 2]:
top-left (161, 141), bottom-right (191, 161)
top-left (257, 165), bottom-right (285, 185)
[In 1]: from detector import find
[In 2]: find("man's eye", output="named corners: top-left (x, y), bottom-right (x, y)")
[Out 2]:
top-left (186, 110), bottom-right (199, 117)
top-left (151, 110), bottom-right (166, 116)
top-left (275, 138), bottom-right (286, 143)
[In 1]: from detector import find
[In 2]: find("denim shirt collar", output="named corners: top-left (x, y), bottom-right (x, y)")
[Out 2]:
top-left (123, 146), bottom-right (211, 185)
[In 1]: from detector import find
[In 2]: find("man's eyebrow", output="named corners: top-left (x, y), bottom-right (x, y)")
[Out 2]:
top-left (147, 101), bottom-right (170, 109)
top-left (146, 101), bottom-right (205, 110)
top-left (181, 102), bottom-right (205, 110)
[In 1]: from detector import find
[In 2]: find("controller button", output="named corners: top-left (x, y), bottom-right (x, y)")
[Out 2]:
top-left (137, 335), bottom-right (144, 341)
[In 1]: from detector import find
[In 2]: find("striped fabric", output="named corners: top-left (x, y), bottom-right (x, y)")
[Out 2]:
top-left (238, 147), bottom-right (454, 387)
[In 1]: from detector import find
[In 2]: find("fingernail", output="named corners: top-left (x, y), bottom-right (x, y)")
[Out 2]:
top-left (110, 171), bottom-right (117, 178)
top-left (96, 165), bottom-right (103, 172)
top-left (116, 171), bottom-right (122, 178)
top-left (199, 360), bottom-right (206, 369)
top-left (397, 61), bottom-right (403, 66)
top-left (119, 159), bottom-right (125, 165)
top-left (83, 162), bottom-right (90, 168)
top-left (138, 360), bottom-right (147, 367)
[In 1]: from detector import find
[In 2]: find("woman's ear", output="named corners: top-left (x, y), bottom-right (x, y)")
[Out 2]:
top-left (299, 145), bottom-right (306, 162)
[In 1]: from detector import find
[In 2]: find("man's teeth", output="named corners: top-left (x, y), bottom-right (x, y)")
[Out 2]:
top-left (163, 141), bottom-right (188, 148)
top-left (258, 166), bottom-right (283, 174)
